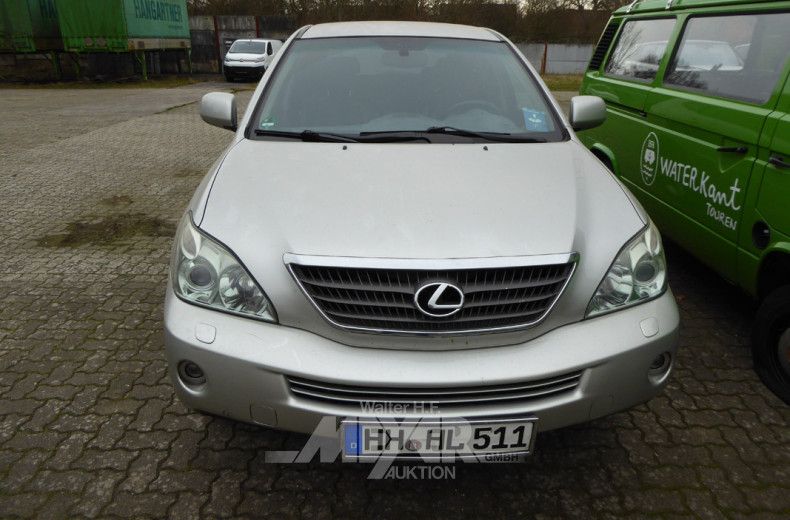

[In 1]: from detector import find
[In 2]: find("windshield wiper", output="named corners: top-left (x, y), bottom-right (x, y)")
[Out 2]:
top-left (425, 126), bottom-right (547, 143)
top-left (254, 129), bottom-right (431, 144)
top-left (254, 127), bottom-right (543, 144)
top-left (355, 131), bottom-right (432, 143)
top-left (253, 129), bottom-right (360, 143)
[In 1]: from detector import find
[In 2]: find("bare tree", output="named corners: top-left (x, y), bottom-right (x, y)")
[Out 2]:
top-left (188, 0), bottom-right (623, 42)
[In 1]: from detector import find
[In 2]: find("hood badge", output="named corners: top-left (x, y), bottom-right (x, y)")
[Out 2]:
top-left (414, 282), bottom-right (464, 318)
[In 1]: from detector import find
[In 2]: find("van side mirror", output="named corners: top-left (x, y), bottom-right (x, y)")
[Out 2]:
top-left (569, 96), bottom-right (606, 131)
top-left (200, 92), bottom-right (237, 131)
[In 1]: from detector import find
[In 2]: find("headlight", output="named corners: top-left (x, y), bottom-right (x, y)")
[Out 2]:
top-left (255, 56), bottom-right (266, 62)
top-left (171, 212), bottom-right (277, 323)
top-left (586, 221), bottom-right (667, 318)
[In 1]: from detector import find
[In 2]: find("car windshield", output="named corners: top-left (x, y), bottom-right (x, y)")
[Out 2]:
top-left (252, 37), bottom-right (563, 141)
top-left (230, 41), bottom-right (266, 54)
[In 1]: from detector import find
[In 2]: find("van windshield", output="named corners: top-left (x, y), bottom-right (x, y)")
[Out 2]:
top-left (253, 37), bottom-right (564, 142)
top-left (230, 41), bottom-right (266, 54)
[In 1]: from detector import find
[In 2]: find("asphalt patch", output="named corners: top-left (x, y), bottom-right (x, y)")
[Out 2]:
top-left (37, 213), bottom-right (175, 247)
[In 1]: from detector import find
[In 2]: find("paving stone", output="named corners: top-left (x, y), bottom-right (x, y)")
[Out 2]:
top-left (103, 491), bottom-right (173, 518)
top-left (115, 430), bottom-right (177, 451)
top-left (20, 400), bottom-right (69, 432)
top-left (0, 450), bottom-right (50, 493)
top-left (36, 492), bottom-right (82, 520)
top-left (621, 489), bottom-right (687, 514)
top-left (203, 469), bottom-right (245, 517)
top-left (25, 470), bottom-right (93, 494)
top-left (0, 492), bottom-right (48, 518)
top-left (117, 449), bottom-right (168, 493)
top-left (70, 470), bottom-right (124, 518)
top-left (167, 491), bottom-right (208, 520)
top-left (72, 449), bottom-right (137, 471)
top-left (698, 466), bottom-right (750, 512)
top-left (44, 432), bottom-right (94, 471)
top-left (87, 414), bottom-right (135, 450)
top-left (5, 431), bottom-right (66, 452)
top-left (683, 489), bottom-right (727, 520)
top-left (149, 469), bottom-right (216, 494)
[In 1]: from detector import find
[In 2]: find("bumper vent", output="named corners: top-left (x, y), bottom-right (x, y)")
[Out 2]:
top-left (286, 255), bottom-right (576, 334)
top-left (287, 371), bottom-right (584, 411)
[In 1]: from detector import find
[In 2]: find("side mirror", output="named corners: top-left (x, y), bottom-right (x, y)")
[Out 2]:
top-left (200, 92), bottom-right (237, 131)
top-left (569, 96), bottom-right (606, 131)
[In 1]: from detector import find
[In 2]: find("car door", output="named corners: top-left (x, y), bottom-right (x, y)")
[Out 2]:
top-left (587, 18), bottom-right (677, 157)
top-left (635, 11), bottom-right (790, 281)
top-left (758, 112), bottom-right (790, 237)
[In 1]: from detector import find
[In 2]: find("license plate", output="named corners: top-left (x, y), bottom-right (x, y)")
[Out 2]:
top-left (341, 416), bottom-right (537, 461)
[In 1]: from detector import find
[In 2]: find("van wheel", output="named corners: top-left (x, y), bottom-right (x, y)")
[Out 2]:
top-left (224, 74), bottom-right (234, 82)
top-left (753, 286), bottom-right (790, 405)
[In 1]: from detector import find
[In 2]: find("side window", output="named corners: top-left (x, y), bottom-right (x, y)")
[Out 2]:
top-left (604, 18), bottom-right (676, 82)
top-left (665, 13), bottom-right (790, 104)
top-left (267, 42), bottom-right (273, 55)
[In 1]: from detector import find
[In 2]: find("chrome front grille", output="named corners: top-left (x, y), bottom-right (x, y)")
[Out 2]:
top-left (285, 254), bottom-right (577, 334)
top-left (287, 371), bottom-right (584, 411)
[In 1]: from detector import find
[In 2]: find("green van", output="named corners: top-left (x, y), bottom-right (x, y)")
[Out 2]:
top-left (578, 0), bottom-right (790, 404)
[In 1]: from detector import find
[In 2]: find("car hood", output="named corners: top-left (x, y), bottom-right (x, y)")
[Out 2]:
top-left (200, 140), bottom-right (641, 259)
top-left (225, 52), bottom-right (264, 61)
top-left (196, 139), bottom-right (646, 347)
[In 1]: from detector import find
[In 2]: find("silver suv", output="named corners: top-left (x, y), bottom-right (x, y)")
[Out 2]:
top-left (166, 21), bottom-right (679, 460)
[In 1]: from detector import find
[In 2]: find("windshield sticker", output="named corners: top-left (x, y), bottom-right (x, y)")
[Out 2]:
top-left (639, 133), bottom-right (743, 232)
top-left (260, 117), bottom-right (277, 129)
top-left (522, 109), bottom-right (548, 132)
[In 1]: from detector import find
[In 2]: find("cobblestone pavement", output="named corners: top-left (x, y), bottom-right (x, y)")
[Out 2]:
top-left (1, 85), bottom-right (789, 520)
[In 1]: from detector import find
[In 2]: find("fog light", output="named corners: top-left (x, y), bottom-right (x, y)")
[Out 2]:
top-left (178, 360), bottom-right (206, 385)
top-left (648, 352), bottom-right (672, 380)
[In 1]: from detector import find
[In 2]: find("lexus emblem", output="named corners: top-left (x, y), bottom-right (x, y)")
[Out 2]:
top-left (414, 282), bottom-right (464, 318)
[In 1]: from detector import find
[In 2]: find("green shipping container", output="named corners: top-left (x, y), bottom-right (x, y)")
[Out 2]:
top-left (1, 0), bottom-right (62, 52)
top-left (57, 0), bottom-right (189, 53)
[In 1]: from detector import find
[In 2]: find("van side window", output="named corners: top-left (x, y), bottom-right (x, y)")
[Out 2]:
top-left (604, 19), bottom-right (676, 82)
top-left (665, 13), bottom-right (790, 104)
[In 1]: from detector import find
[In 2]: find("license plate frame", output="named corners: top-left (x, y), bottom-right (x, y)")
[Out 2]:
top-left (341, 416), bottom-right (537, 462)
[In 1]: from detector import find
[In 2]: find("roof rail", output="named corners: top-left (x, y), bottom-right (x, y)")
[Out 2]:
top-left (484, 28), bottom-right (506, 42)
top-left (625, 0), bottom-right (676, 13)
top-left (294, 25), bottom-right (313, 39)
top-left (625, 0), bottom-right (642, 12)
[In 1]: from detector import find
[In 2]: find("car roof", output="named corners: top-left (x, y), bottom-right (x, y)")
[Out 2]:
top-left (300, 21), bottom-right (501, 41)
top-left (232, 39), bottom-right (278, 43)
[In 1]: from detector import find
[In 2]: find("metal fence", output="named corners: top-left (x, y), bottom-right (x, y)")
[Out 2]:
top-left (516, 43), bottom-right (594, 75)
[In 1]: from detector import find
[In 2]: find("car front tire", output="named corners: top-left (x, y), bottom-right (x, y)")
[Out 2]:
top-left (753, 285), bottom-right (790, 405)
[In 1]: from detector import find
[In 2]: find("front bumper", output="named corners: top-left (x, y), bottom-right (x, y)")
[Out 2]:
top-left (164, 286), bottom-right (679, 436)
top-left (223, 62), bottom-right (265, 77)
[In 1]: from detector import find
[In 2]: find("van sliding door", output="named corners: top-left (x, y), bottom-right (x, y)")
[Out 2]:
top-left (638, 12), bottom-right (789, 281)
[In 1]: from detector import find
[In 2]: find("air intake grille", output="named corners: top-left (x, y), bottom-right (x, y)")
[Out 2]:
top-left (287, 256), bottom-right (576, 334)
top-left (589, 22), bottom-right (621, 71)
top-left (287, 371), bottom-right (584, 411)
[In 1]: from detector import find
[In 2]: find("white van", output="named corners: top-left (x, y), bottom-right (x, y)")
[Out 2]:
top-left (223, 38), bottom-right (283, 82)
